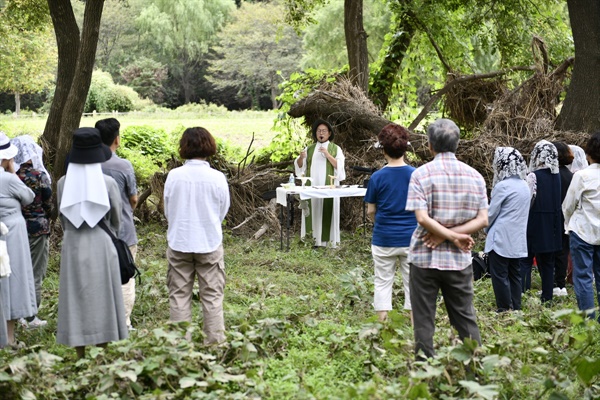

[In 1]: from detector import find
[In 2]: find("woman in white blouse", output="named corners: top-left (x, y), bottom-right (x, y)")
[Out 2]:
top-left (563, 132), bottom-right (600, 319)
top-left (163, 127), bottom-right (230, 344)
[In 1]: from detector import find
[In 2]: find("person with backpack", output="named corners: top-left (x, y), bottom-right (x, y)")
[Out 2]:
top-left (484, 147), bottom-right (531, 312)
top-left (56, 128), bottom-right (128, 359)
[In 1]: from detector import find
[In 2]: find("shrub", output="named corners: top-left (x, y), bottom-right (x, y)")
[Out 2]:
top-left (120, 125), bottom-right (174, 159)
top-left (173, 101), bottom-right (228, 116)
top-left (85, 70), bottom-right (144, 112)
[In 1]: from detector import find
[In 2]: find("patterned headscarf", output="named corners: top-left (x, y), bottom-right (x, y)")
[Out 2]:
top-left (529, 140), bottom-right (559, 174)
top-left (492, 147), bottom-right (528, 187)
top-left (10, 135), bottom-right (51, 183)
top-left (568, 145), bottom-right (589, 173)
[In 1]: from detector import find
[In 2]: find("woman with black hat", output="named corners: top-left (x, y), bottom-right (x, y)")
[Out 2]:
top-left (56, 128), bottom-right (128, 358)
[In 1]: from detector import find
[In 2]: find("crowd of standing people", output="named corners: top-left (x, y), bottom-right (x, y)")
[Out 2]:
top-left (0, 123), bottom-right (228, 355)
top-left (0, 117), bottom-right (598, 362)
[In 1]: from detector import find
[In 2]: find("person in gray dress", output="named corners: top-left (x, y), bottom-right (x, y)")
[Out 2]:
top-left (0, 131), bottom-right (37, 347)
top-left (57, 128), bottom-right (128, 359)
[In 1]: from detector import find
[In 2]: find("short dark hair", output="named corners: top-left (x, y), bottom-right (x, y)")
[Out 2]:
top-left (95, 118), bottom-right (120, 146)
top-left (552, 141), bottom-right (574, 166)
top-left (179, 127), bottom-right (217, 160)
top-left (311, 119), bottom-right (335, 141)
top-left (378, 123), bottom-right (410, 159)
top-left (427, 119), bottom-right (460, 153)
top-left (585, 131), bottom-right (600, 163)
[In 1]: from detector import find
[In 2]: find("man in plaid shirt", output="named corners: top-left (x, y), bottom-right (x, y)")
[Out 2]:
top-left (406, 118), bottom-right (489, 359)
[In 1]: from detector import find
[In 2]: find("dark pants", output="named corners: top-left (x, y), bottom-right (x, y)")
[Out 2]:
top-left (554, 234), bottom-right (570, 289)
top-left (489, 251), bottom-right (522, 311)
top-left (520, 255), bottom-right (533, 292)
top-left (520, 252), bottom-right (556, 302)
top-left (409, 264), bottom-right (481, 359)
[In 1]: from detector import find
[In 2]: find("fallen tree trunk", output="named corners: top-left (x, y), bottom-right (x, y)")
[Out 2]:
top-left (288, 89), bottom-right (430, 160)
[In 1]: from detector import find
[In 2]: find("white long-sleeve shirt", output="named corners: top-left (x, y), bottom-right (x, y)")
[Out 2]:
top-left (164, 160), bottom-right (230, 253)
top-left (562, 163), bottom-right (600, 245)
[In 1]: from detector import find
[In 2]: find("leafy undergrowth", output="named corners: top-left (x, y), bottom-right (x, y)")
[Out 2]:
top-left (1, 222), bottom-right (600, 399)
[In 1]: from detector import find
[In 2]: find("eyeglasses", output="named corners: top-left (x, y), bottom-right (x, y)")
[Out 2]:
top-left (316, 129), bottom-right (329, 134)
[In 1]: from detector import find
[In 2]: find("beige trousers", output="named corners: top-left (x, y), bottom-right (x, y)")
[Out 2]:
top-left (122, 245), bottom-right (137, 327)
top-left (166, 245), bottom-right (225, 344)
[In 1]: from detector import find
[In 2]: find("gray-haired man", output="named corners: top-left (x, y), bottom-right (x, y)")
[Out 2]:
top-left (406, 118), bottom-right (489, 359)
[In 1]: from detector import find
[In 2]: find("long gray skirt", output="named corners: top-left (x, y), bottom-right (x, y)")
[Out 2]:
top-left (0, 278), bottom-right (7, 347)
top-left (56, 220), bottom-right (128, 347)
top-left (0, 212), bottom-right (37, 320)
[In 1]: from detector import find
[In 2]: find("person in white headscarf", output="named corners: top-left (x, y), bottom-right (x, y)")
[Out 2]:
top-left (56, 128), bottom-right (128, 359)
top-left (484, 147), bottom-right (530, 312)
top-left (11, 135), bottom-right (52, 329)
top-left (0, 131), bottom-right (36, 348)
top-left (567, 144), bottom-right (589, 173)
top-left (520, 140), bottom-right (562, 303)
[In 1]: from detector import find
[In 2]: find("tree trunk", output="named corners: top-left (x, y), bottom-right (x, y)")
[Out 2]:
top-left (555, 0), bottom-right (600, 133)
top-left (270, 75), bottom-right (278, 109)
top-left (53, 0), bottom-right (105, 181)
top-left (344, 0), bottom-right (368, 94)
top-left (14, 93), bottom-right (20, 115)
top-left (369, 2), bottom-right (419, 111)
top-left (42, 0), bottom-right (80, 172)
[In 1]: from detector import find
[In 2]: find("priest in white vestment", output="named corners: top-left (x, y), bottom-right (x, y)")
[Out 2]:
top-left (294, 119), bottom-right (346, 247)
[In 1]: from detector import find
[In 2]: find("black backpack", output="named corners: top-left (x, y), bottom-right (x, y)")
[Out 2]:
top-left (98, 220), bottom-right (141, 285)
top-left (472, 251), bottom-right (489, 281)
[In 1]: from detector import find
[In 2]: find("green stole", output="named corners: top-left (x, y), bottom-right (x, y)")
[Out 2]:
top-left (305, 142), bottom-right (338, 242)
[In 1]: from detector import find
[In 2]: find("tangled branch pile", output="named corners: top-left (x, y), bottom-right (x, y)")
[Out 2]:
top-left (143, 55), bottom-right (585, 240)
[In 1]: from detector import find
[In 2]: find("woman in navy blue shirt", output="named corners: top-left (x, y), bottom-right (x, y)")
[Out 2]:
top-left (521, 140), bottom-right (562, 303)
top-left (365, 123), bottom-right (417, 322)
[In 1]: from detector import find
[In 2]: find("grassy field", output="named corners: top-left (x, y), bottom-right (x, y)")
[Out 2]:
top-left (1, 219), bottom-right (599, 399)
top-left (1, 111), bottom-right (599, 398)
top-left (0, 111), bottom-right (278, 150)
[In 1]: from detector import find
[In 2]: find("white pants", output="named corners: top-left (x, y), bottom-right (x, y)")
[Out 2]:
top-left (372, 245), bottom-right (411, 311)
top-left (122, 245), bottom-right (137, 327)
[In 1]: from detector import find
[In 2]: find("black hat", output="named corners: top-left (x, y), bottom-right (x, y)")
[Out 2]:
top-left (69, 128), bottom-right (112, 164)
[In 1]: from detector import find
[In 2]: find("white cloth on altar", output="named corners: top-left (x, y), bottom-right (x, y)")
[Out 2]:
top-left (294, 141), bottom-right (346, 246)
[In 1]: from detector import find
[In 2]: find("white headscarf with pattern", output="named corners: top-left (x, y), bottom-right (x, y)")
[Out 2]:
top-left (492, 147), bottom-right (528, 187)
top-left (10, 135), bottom-right (51, 183)
top-left (529, 140), bottom-right (559, 174)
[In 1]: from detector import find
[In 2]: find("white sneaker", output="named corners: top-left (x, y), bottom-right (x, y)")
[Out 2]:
top-left (552, 287), bottom-right (562, 297)
top-left (559, 288), bottom-right (568, 297)
top-left (18, 318), bottom-right (28, 329)
top-left (27, 317), bottom-right (47, 329)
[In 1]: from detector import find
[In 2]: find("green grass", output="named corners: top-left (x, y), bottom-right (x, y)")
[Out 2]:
top-left (0, 111), bottom-right (278, 150)
top-left (1, 222), bottom-right (600, 399)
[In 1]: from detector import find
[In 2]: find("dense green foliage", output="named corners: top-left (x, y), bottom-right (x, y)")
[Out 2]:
top-left (85, 71), bottom-right (144, 113)
top-left (1, 225), bottom-right (599, 398)
top-left (0, 2), bottom-right (56, 113)
top-left (208, 2), bottom-right (303, 110)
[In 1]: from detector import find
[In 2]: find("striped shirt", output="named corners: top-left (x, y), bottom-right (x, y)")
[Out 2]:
top-left (406, 152), bottom-right (488, 270)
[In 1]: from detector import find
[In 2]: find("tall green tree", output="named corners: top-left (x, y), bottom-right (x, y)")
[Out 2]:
top-left (207, 2), bottom-right (303, 109)
top-left (301, 0), bottom-right (390, 71)
top-left (136, 0), bottom-right (234, 104)
top-left (0, 23), bottom-right (56, 114)
top-left (42, 0), bottom-right (105, 182)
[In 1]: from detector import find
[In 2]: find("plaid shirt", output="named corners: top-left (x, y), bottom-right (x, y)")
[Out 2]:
top-left (16, 162), bottom-right (52, 236)
top-left (406, 152), bottom-right (488, 270)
